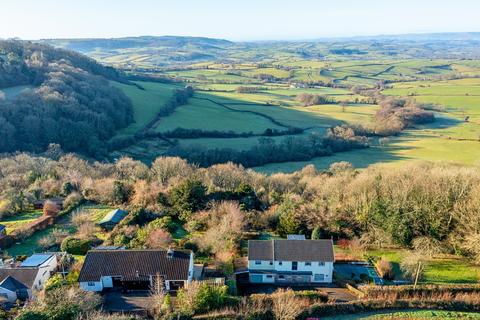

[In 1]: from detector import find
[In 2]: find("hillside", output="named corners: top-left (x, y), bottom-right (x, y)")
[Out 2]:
top-left (0, 40), bottom-right (134, 157)
top-left (42, 33), bottom-right (480, 69)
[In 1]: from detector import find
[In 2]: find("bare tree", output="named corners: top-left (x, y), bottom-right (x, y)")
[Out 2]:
top-left (271, 289), bottom-right (307, 320)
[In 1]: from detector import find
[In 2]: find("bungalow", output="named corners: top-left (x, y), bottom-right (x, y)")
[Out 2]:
top-left (79, 249), bottom-right (194, 292)
top-left (248, 239), bottom-right (334, 284)
top-left (97, 209), bottom-right (128, 230)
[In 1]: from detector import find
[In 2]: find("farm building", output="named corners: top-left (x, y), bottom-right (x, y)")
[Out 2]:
top-left (79, 249), bottom-right (194, 292)
top-left (97, 209), bottom-right (128, 230)
top-left (248, 239), bottom-right (334, 284)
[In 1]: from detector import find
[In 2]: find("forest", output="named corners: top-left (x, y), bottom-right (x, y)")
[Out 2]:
top-left (0, 41), bottom-right (134, 157)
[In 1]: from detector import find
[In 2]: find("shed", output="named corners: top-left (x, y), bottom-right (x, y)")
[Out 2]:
top-left (97, 209), bottom-right (128, 230)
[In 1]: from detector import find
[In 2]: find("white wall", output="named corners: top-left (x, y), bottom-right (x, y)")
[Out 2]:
top-left (248, 260), bottom-right (334, 284)
top-left (31, 255), bottom-right (58, 291)
top-left (101, 276), bottom-right (113, 288)
top-left (80, 281), bottom-right (103, 292)
top-left (248, 260), bottom-right (274, 270)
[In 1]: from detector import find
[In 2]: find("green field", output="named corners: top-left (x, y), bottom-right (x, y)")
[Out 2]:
top-left (113, 81), bottom-right (179, 134)
top-left (361, 248), bottom-right (479, 284)
top-left (0, 210), bottom-right (43, 234)
top-left (323, 310), bottom-right (480, 319)
top-left (103, 53), bottom-right (480, 171)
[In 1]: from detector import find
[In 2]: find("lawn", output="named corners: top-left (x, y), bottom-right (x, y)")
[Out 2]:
top-left (364, 248), bottom-right (480, 284)
top-left (5, 204), bottom-right (113, 257)
top-left (0, 210), bottom-right (43, 234)
top-left (323, 310), bottom-right (480, 319)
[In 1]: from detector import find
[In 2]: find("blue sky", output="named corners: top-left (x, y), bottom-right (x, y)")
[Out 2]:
top-left (1, 0), bottom-right (480, 41)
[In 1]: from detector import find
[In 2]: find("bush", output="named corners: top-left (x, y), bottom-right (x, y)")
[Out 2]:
top-left (60, 236), bottom-right (91, 255)
top-left (375, 257), bottom-right (395, 280)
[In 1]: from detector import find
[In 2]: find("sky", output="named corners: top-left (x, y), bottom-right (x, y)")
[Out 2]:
top-left (1, 0), bottom-right (480, 41)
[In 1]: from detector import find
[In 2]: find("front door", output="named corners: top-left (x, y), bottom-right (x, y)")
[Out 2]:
top-left (292, 261), bottom-right (298, 271)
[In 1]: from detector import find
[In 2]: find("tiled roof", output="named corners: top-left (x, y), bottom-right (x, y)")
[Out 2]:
top-left (0, 268), bottom-right (39, 288)
top-left (78, 249), bottom-right (191, 282)
top-left (248, 239), bottom-right (334, 262)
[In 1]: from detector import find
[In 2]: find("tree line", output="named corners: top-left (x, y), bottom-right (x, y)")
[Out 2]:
top-left (165, 126), bottom-right (369, 167)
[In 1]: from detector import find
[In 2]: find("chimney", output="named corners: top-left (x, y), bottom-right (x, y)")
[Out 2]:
top-left (167, 247), bottom-right (174, 259)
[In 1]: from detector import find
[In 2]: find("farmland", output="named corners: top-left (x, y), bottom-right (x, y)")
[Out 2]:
top-left (101, 56), bottom-right (480, 171)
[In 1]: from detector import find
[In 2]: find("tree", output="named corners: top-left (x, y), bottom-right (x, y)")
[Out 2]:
top-left (149, 273), bottom-right (165, 317)
top-left (271, 289), bottom-right (307, 320)
top-left (146, 229), bottom-right (173, 249)
top-left (311, 227), bottom-right (324, 240)
top-left (169, 180), bottom-right (207, 220)
top-left (43, 200), bottom-right (60, 216)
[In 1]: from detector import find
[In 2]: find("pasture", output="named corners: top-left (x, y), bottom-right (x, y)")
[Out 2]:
top-left (106, 56), bottom-right (480, 171)
top-left (323, 310), bottom-right (480, 319)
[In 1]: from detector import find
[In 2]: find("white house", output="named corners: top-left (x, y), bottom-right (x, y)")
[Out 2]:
top-left (20, 253), bottom-right (58, 289)
top-left (0, 253), bottom-right (58, 302)
top-left (248, 239), bottom-right (334, 284)
top-left (79, 249), bottom-right (194, 292)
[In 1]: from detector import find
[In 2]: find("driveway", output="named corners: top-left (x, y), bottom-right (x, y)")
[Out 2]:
top-left (102, 291), bottom-right (152, 313)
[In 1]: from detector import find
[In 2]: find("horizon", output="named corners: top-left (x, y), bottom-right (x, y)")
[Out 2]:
top-left (2, 0), bottom-right (480, 41)
top-left (4, 31), bottom-right (480, 43)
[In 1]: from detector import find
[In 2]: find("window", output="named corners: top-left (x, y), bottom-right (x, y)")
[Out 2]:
top-left (305, 262), bottom-right (312, 266)
top-left (279, 261), bottom-right (283, 265)
top-left (292, 261), bottom-right (298, 271)
top-left (318, 262), bottom-right (325, 266)
top-left (266, 275), bottom-right (273, 278)
top-left (314, 274), bottom-right (324, 281)
top-left (255, 261), bottom-right (261, 265)
top-left (269, 261), bottom-right (273, 265)
top-left (278, 275), bottom-right (285, 279)
top-left (87, 282), bottom-right (95, 286)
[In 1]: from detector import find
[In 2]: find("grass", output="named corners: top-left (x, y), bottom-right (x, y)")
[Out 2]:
top-left (363, 248), bottom-right (480, 284)
top-left (5, 204), bottom-right (114, 257)
top-left (112, 81), bottom-right (179, 135)
top-left (0, 210), bottom-right (43, 234)
top-left (6, 212), bottom-right (76, 257)
top-left (323, 310), bottom-right (480, 319)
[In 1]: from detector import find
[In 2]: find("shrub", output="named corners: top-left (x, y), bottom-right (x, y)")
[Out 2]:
top-left (43, 200), bottom-right (60, 216)
top-left (375, 257), bottom-right (395, 280)
top-left (60, 237), bottom-right (91, 255)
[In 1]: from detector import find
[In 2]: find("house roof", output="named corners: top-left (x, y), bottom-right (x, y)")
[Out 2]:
top-left (248, 239), bottom-right (334, 262)
top-left (0, 268), bottom-right (39, 289)
top-left (78, 249), bottom-right (191, 282)
top-left (0, 275), bottom-right (29, 292)
top-left (98, 209), bottom-right (128, 225)
top-left (20, 253), bottom-right (55, 267)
